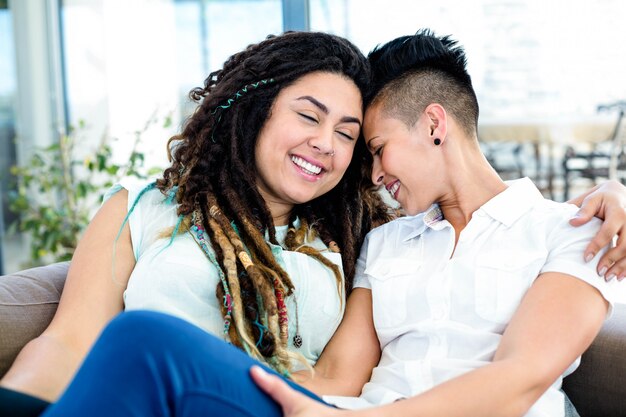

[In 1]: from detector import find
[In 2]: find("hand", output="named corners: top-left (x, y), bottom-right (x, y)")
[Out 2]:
top-left (568, 180), bottom-right (626, 280)
top-left (250, 366), bottom-right (347, 417)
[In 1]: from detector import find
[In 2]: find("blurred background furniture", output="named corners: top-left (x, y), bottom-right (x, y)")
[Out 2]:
top-left (479, 103), bottom-right (626, 202)
top-left (479, 122), bottom-right (556, 198)
top-left (562, 101), bottom-right (626, 200)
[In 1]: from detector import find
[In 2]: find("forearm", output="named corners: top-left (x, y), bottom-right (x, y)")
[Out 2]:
top-left (296, 288), bottom-right (379, 397)
top-left (358, 359), bottom-right (545, 417)
top-left (0, 191), bottom-right (134, 403)
top-left (0, 333), bottom-right (84, 402)
top-left (294, 364), bottom-right (369, 397)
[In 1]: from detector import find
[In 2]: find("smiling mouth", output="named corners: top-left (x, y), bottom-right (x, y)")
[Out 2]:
top-left (291, 156), bottom-right (323, 176)
top-left (386, 180), bottom-right (400, 199)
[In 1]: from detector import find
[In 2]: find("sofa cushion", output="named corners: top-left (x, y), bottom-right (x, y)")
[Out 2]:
top-left (0, 262), bottom-right (69, 377)
top-left (563, 303), bottom-right (626, 417)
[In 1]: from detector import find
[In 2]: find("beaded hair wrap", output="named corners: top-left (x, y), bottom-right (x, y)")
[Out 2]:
top-left (211, 78), bottom-right (275, 142)
top-left (218, 206), bottom-right (290, 346)
top-left (189, 207), bottom-right (233, 334)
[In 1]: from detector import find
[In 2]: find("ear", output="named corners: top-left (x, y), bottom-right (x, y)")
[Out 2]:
top-left (425, 103), bottom-right (448, 145)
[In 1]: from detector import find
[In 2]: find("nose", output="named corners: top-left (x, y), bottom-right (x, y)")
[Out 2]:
top-left (371, 156), bottom-right (384, 185)
top-left (309, 130), bottom-right (334, 156)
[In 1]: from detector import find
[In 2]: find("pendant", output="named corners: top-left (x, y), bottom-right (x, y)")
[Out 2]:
top-left (293, 334), bottom-right (303, 348)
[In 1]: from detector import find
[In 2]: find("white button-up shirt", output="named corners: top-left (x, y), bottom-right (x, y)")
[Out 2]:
top-left (326, 178), bottom-right (615, 416)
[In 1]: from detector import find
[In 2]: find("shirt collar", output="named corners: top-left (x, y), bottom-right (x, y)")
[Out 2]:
top-left (265, 217), bottom-right (301, 246)
top-left (399, 178), bottom-right (542, 241)
top-left (480, 177), bottom-right (544, 227)
top-left (402, 204), bottom-right (447, 242)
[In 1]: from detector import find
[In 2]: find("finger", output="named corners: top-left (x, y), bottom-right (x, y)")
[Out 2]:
top-left (250, 366), bottom-right (288, 399)
top-left (250, 366), bottom-right (303, 413)
top-left (584, 221), bottom-right (617, 263)
top-left (601, 255), bottom-right (626, 282)
top-left (598, 236), bottom-right (626, 279)
top-left (569, 197), bottom-right (601, 227)
top-left (587, 203), bottom-right (626, 261)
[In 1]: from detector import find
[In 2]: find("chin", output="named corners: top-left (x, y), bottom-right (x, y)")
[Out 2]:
top-left (288, 192), bottom-right (319, 205)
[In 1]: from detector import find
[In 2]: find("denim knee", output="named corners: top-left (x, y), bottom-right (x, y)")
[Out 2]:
top-left (100, 311), bottom-right (199, 349)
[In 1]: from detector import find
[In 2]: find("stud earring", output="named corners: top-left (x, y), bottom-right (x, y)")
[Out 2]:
top-left (434, 138), bottom-right (441, 146)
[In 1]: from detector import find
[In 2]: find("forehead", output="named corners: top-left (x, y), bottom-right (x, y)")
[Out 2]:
top-left (363, 103), bottom-right (391, 136)
top-left (364, 101), bottom-right (384, 120)
top-left (277, 71), bottom-right (362, 109)
top-left (364, 101), bottom-right (418, 141)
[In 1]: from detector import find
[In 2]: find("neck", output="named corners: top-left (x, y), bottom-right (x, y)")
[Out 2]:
top-left (272, 211), bottom-right (292, 227)
top-left (265, 201), bottom-right (293, 227)
top-left (438, 139), bottom-right (507, 237)
top-left (255, 186), bottom-right (294, 227)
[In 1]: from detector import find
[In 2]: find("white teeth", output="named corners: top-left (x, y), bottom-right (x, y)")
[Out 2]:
top-left (291, 156), bottom-right (322, 175)
top-left (388, 181), bottom-right (400, 198)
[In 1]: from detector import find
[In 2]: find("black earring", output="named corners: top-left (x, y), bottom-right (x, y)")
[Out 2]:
top-left (434, 138), bottom-right (441, 146)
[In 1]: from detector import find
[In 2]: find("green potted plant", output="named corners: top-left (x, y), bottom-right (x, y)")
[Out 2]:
top-left (8, 117), bottom-right (167, 265)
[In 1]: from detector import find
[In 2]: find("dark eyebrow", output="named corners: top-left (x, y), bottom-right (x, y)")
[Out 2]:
top-left (340, 115), bottom-right (362, 126)
top-left (297, 96), bottom-right (328, 114)
top-left (297, 95), bottom-right (362, 126)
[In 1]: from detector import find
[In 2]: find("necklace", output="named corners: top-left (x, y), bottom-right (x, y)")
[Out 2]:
top-left (292, 294), bottom-right (302, 348)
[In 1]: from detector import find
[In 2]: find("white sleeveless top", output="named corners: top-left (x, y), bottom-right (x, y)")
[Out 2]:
top-left (105, 179), bottom-right (345, 369)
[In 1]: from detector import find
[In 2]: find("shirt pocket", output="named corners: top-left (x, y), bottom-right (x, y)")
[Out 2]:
top-left (474, 251), bottom-right (544, 325)
top-left (364, 258), bottom-right (422, 329)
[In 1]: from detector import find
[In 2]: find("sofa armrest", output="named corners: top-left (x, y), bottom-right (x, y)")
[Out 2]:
top-left (563, 302), bottom-right (626, 417)
top-left (0, 262), bottom-right (69, 377)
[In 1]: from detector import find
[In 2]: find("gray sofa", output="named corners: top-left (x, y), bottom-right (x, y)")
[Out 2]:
top-left (1, 263), bottom-right (625, 416)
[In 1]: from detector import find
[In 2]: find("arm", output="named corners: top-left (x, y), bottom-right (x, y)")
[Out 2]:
top-left (568, 180), bottom-right (626, 279)
top-left (0, 190), bottom-right (135, 402)
top-left (253, 272), bottom-right (608, 417)
top-left (293, 288), bottom-right (380, 397)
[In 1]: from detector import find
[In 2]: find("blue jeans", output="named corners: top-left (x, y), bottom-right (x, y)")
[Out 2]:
top-left (37, 310), bottom-right (581, 417)
top-left (41, 311), bottom-right (327, 417)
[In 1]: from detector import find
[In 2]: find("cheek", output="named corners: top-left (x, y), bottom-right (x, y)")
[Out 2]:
top-left (253, 147), bottom-right (266, 175)
top-left (380, 152), bottom-right (393, 173)
top-left (335, 146), bottom-right (356, 174)
top-left (253, 140), bottom-right (274, 180)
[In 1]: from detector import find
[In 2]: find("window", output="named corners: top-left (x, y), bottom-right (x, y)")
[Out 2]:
top-left (61, 0), bottom-right (284, 170)
top-left (310, 0), bottom-right (626, 120)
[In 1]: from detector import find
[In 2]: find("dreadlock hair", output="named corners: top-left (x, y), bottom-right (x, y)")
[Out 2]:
top-left (366, 28), bottom-right (480, 137)
top-left (156, 31), bottom-right (392, 374)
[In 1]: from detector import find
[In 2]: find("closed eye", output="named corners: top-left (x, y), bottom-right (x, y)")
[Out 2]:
top-left (298, 113), bottom-right (318, 123)
top-left (337, 131), bottom-right (354, 141)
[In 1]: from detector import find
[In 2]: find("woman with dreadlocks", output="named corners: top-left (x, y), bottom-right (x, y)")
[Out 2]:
top-left (0, 31), bottom-right (391, 416)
